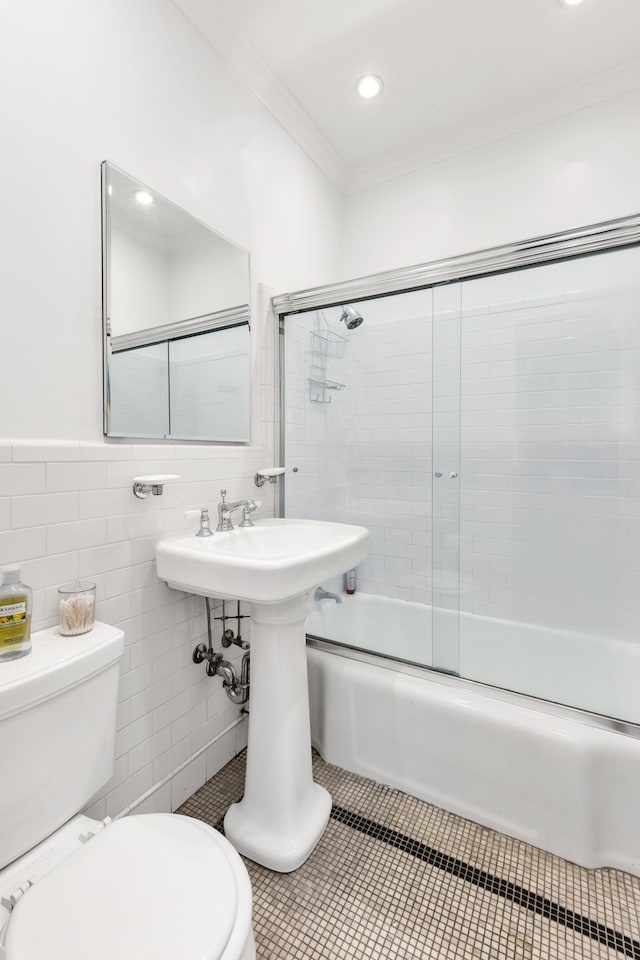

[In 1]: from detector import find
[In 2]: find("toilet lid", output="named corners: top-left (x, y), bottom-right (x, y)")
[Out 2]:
top-left (5, 815), bottom-right (239, 960)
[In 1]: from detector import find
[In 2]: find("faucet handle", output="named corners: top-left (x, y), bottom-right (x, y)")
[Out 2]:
top-left (219, 489), bottom-right (227, 503)
top-left (184, 507), bottom-right (213, 537)
top-left (239, 499), bottom-right (258, 528)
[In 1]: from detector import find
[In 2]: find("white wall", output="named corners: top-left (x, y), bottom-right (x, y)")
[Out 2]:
top-left (0, 0), bottom-right (342, 441)
top-left (283, 312), bottom-right (349, 525)
top-left (284, 295), bottom-right (433, 605)
top-left (343, 88), bottom-right (640, 278)
top-left (0, 0), bottom-right (342, 816)
top-left (456, 247), bottom-right (640, 645)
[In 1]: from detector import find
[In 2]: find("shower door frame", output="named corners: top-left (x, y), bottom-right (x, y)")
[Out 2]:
top-left (275, 211), bottom-right (640, 730)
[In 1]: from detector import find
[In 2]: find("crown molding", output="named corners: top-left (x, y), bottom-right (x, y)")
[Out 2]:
top-left (172, 0), bottom-right (348, 192)
top-left (172, 1), bottom-right (640, 199)
top-left (345, 58), bottom-right (640, 195)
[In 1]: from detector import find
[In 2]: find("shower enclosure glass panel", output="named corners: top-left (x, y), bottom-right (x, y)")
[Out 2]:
top-left (282, 240), bottom-right (640, 723)
top-left (456, 247), bottom-right (640, 723)
top-left (284, 290), bottom-right (436, 669)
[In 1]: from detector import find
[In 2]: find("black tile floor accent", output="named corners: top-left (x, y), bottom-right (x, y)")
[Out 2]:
top-left (178, 751), bottom-right (640, 959)
top-left (330, 806), bottom-right (640, 960)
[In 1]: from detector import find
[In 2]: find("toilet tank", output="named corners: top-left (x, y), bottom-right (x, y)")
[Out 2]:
top-left (0, 622), bottom-right (124, 869)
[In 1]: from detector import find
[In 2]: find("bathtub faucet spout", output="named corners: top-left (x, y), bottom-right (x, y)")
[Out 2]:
top-left (314, 586), bottom-right (343, 604)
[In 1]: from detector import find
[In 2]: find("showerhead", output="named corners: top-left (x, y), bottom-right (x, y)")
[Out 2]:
top-left (339, 305), bottom-right (364, 330)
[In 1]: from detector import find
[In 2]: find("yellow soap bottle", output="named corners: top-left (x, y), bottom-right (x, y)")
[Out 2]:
top-left (0, 565), bottom-right (32, 661)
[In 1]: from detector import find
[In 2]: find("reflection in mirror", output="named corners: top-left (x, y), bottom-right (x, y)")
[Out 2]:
top-left (102, 161), bottom-right (251, 442)
top-left (169, 326), bottom-right (250, 441)
top-left (110, 342), bottom-right (169, 438)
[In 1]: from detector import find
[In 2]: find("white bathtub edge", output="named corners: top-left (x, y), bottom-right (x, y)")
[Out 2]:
top-left (308, 645), bottom-right (640, 877)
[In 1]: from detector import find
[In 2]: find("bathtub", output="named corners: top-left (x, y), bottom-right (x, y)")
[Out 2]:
top-left (306, 592), bottom-right (640, 876)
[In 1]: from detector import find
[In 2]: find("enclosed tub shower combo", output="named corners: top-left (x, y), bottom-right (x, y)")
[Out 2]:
top-left (275, 214), bottom-right (640, 877)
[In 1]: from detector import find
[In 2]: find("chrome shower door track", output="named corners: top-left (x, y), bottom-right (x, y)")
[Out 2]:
top-left (272, 212), bottom-right (640, 313)
top-left (307, 635), bottom-right (640, 741)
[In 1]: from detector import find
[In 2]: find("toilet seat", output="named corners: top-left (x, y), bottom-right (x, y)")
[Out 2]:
top-left (3, 814), bottom-right (254, 960)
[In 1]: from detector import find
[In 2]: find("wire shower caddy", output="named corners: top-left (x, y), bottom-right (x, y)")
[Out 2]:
top-left (308, 314), bottom-right (347, 403)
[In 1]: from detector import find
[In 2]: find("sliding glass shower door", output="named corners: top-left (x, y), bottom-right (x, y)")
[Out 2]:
top-left (281, 239), bottom-right (640, 724)
top-left (283, 290), bottom-right (438, 670)
top-left (455, 247), bottom-right (640, 723)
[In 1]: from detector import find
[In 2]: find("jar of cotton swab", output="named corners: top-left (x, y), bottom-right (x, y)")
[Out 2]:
top-left (58, 581), bottom-right (96, 636)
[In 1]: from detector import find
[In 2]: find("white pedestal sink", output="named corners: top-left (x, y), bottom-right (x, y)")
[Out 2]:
top-left (156, 518), bottom-right (368, 871)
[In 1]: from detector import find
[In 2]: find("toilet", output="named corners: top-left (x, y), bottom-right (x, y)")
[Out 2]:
top-left (0, 622), bottom-right (255, 960)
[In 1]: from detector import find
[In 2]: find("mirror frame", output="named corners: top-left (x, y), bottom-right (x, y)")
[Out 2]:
top-left (100, 160), bottom-right (252, 443)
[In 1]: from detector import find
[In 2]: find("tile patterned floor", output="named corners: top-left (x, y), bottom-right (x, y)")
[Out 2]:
top-left (178, 752), bottom-right (640, 960)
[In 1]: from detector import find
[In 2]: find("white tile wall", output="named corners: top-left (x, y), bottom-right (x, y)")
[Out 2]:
top-left (2, 287), bottom-right (278, 818)
top-left (458, 246), bottom-right (640, 644)
top-left (283, 312), bottom-right (349, 523)
top-left (284, 293), bottom-right (434, 604)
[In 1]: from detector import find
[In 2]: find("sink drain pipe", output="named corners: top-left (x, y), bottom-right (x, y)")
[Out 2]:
top-left (192, 597), bottom-right (250, 705)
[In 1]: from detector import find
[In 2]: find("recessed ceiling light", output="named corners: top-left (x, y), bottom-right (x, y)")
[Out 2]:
top-left (135, 190), bottom-right (154, 205)
top-left (557, 0), bottom-right (587, 7)
top-left (356, 75), bottom-right (384, 100)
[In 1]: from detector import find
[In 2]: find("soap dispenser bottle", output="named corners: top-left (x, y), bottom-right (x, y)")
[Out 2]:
top-left (0, 565), bottom-right (32, 661)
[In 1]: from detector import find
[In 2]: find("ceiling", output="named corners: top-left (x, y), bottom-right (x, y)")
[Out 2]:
top-left (173, 0), bottom-right (640, 193)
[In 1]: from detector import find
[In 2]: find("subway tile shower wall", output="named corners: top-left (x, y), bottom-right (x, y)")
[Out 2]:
top-left (457, 250), bottom-right (640, 639)
top-left (0, 286), bottom-right (278, 819)
top-left (284, 247), bottom-right (640, 644)
top-left (284, 290), bottom-right (433, 605)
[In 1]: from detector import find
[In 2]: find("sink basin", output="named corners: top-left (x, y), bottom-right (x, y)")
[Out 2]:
top-left (156, 518), bottom-right (368, 604)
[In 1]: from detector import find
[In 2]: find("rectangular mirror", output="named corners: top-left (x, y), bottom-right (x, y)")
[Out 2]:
top-left (101, 161), bottom-right (251, 442)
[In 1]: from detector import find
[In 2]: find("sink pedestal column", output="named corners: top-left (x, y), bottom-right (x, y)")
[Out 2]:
top-left (223, 593), bottom-right (331, 872)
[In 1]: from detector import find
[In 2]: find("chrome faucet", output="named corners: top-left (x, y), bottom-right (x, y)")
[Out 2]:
top-left (216, 490), bottom-right (258, 531)
top-left (314, 586), bottom-right (343, 604)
